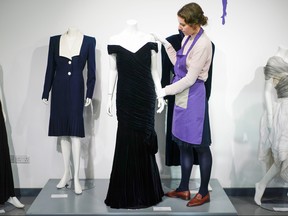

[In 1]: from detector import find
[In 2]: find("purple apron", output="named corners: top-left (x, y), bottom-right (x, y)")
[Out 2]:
top-left (172, 28), bottom-right (205, 144)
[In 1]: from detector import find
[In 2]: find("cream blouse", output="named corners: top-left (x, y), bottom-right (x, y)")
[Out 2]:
top-left (163, 32), bottom-right (212, 96)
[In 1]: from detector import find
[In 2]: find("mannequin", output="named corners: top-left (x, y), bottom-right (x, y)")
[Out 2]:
top-left (255, 46), bottom-right (288, 205)
top-left (42, 27), bottom-right (96, 195)
top-left (105, 19), bottom-right (164, 209)
top-left (107, 19), bottom-right (165, 114)
top-left (0, 82), bottom-right (24, 208)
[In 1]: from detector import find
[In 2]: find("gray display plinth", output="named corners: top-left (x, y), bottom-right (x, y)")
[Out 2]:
top-left (261, 197), bottom-right (288, 212)
top-left (27, 178), bottom-right (237, 216)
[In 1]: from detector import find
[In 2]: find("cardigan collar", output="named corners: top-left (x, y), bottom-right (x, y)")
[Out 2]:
top-left (59, 30), bottom-right (84, 60)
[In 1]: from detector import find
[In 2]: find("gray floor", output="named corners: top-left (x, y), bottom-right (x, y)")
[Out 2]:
top-left (1, 179), bottom-right (288, 216)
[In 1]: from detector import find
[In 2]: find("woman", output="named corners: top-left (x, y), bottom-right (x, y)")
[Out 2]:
top-left (153, 2), bottom-right (213, 207)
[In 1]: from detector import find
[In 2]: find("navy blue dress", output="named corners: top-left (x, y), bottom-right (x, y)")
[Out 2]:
top-left (42, 35), bottom-right (96, 137)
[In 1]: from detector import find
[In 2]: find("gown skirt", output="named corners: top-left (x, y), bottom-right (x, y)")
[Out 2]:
top-left (0, 101), bottom-right (15, 204)
top-left (259, 98), bottom-right (288, 181)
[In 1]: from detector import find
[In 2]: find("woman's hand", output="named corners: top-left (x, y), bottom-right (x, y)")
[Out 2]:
top-left (156, 88), bottom-right (166, 98)
top-left (151, 33), bottom-right (169, 45)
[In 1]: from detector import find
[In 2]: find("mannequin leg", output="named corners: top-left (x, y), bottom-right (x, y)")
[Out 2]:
top-left (57, 137), bottom-right (72, 188)
top-left (7, 197), bottom-right (24, 208)
top-left (254, 163), bottom-right (280, 205)
top-left (71, 137), bottom-right (82, 194)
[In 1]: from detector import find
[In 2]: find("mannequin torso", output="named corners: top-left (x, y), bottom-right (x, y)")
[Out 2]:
top-left (107, 19), bottom-right (164, 116)
top-left (42, 27), bottom-right (91, 106)
top-left (269, 46), bottom-right (288, 87)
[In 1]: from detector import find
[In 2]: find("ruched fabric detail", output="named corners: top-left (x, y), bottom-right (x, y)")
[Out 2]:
top-left (105, 43), bottom-right (163, 209)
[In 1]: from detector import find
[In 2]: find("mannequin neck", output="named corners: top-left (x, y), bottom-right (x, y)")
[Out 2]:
top-left (123, 19), bottom-right (139, 35)
top-left (66, 27), bottom-right (80, 37)
top-left (64, 27), bottom-right (82, 50)
top-left (109, 19), bottom-right (152, 52)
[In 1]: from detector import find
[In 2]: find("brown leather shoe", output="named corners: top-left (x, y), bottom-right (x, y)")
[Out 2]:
top-left (187, 193), bottom-right (210, 207)
top-left (165, 190), bottom-right (191, 200)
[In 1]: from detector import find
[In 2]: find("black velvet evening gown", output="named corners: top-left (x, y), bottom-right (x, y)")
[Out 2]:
top-left (0, 101), bottom-right (15, 204)
top-left (104, 42), bottom-right (164, 209)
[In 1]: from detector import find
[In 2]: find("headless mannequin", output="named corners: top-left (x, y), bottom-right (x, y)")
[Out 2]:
top-left (0, 85), bottom-right (24, 208)
top-left (42, 27), bottom-right (91, 195)
top-left (254, 46), bottom-right (288, 205)
top-left (106, 19), bottom-right (165, 115)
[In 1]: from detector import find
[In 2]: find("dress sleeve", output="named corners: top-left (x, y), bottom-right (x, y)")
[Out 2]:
top-left (107, 45), bottom-right (117, 54)
top-left (150, 42), bottom-right (158, 53)
top-left (42, 36), bottom-right (56, 100)
top-left (86, 36), bottom-right (96, 99)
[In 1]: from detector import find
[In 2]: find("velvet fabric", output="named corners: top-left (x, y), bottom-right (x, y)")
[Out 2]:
top-left (105, 43), bottom-right (163, 209)
top-left (0, 101), bottom-right (15, 204)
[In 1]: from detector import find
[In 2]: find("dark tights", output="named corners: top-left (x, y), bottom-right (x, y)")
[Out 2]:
top-left (176, 143), bottom-right (212, 196)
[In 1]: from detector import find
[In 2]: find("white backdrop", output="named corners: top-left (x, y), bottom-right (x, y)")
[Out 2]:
top-left (1, 0), bottom-right (288, 189)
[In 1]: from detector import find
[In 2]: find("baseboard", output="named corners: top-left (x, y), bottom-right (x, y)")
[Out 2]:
top-left (224, 187), bottom-right (288, 197)
top-left (14, 188), bottom-right (42, 197)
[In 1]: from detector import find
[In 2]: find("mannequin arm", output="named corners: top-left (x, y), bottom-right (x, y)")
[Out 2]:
top-left (107, 54), bottom-right (118, 116)
top-left (151, 50), bottom-right (165, 113)
top-left (264, 78), bottom-right (274, 129)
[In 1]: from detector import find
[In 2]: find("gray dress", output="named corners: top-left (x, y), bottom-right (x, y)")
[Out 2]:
top-left (258, 56), bottom-right (288, 181)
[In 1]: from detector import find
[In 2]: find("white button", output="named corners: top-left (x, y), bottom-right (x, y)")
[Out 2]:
top-left (68, 72), bottom-right (71, 76)
top-left (68, 61), bottom-right (71, 64)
